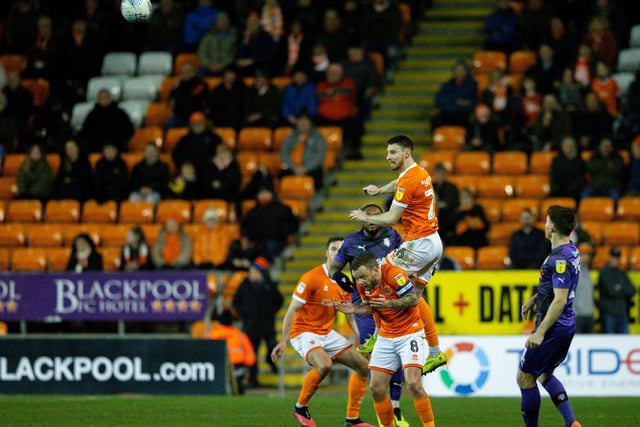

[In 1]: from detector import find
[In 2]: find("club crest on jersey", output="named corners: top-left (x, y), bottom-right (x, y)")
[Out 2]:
top-left (555, 260), bottom-right (566, 274)
top-left (395, 187), bottom-right (405, 201)
top-left (394, 273), bottom-right (407, 286)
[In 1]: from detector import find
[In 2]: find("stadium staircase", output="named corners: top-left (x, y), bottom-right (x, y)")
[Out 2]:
top-left (258, 0), bottom-right (495, 388)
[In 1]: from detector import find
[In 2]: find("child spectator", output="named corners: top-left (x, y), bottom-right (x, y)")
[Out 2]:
top-left (67, 233), bottom-right (103, 273)
top-left (121, 226), bottom-right (151, 272)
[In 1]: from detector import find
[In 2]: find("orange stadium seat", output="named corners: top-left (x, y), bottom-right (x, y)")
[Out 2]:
top-left (158, 76), bottom-right (179, 100)
top-left (472, 50), bottom-right (507, 75)
top-left (22, 78), bottom-right (50, 107)
top-left (259, 151), bottom-right (283, 176)
top-left (156, 199), bottom-right (192, 223)
top-left (432, 126), bottom-right (466, 151)
top-left (454, 151), bottom-right (491, 175)
top-left (591, 245), bottom-right (629, 270)
top-left (81, 200), bottom-right (118, 223)
top-left (0, 248), bottom-right (10, 270)
top-left (616, 196), bottom-right (640, 221)
top-left (492, 151), bottom-right (528, 175)
top-left (204, 76), bottom-right (222, 90)
top-left (448, 174), bottom-right (479, 196)
top-left (193, 199), bottom-right (231, 223)
top-left (578, 197), bottom-right (615, 221)
top-left (580, 221), bottom-right (605, 246)
top-left (119, 200), bottom-right (154, 224)
top-left (26, 223), bottom-right (64, 247)
top-left (10, 247), bottom-right (47, 272)
top-left (273, 126), bottom-right (292, 152)
top-left (280, 175), bottom-right (314, 202)
top-left (445, 246), bottom-right (476, 270)
top-left (144, 102), bottom-right (172, 127)
top-left (488, 221), bottom-right (520, 245)
top-left (629, 246), bottom-right (640, 270)
top-left (160, 153), bottom-right (176, 177)
top-left (223, 271), bottom-right (248, 312)
top-left (317, 126), bottom-right (343, 153)
top-left (237, 127), bottom-right (273, 151)
top-left (122, 152), bottom-right (145, 175)
top-left (240, 199), bottom-right (256, 219)
top-left (140, 223), bottom-right (161, 246)
top-left (476, 198), bottom-right (503, 223)
top-left (419, 150), bottom-right (457, 173)
top-left (6, 199), bottom-right (42, 222)
top-left (540, 197), bottom-right (576, 218)
top-left (0, 54), bottom-right (28, 73)
top-left (529, 151), bottom-right (556, 175)
top-left (129, 125), bottom-right (164, 151)
top-left (475, 175), bottom-right (515, 199)
top-left (47, 247), bottom-right (72, 271)
top-left (88, 152), bottom-right (101, 170)
top-left (99, 223), bottom-right (131, 247)
top-left (580, 150), bottom-right (593, 163)
top-left (44, 199), bottom-right (81, 223)
top-left (508, 50), bottom-right (537, 73)
top-left (101, 246), bottom-right (123, 271)
top-left (243, 76), bottom-right (256, 87)
top-left (271, 76), bottom-right (292, 91)
top-left (281, 197), bottom-right (309, 221)
top-left (0, 177), bottom-right (17, 199)
top-left (191, 320), bottom-right (207, 338)
top-left (214, 127), bottom-right (237, 150)
top-left (368, 51), bottom-right (385, 78)
top-left (2, 154), bottom-right (26, 176)
top-left (173, 52), bottom-right (200, 75)
top-left (223, 222), bottom-right (241, 240)
top-left (506, 73), bottom-right (525, 92)
top-left (501, 198), bottom-right (540, 222)
top-left (164, 126), bottom-right (189, 153)
top-left (474, 73), bottom-right (490, 94)
top-left (46, 153), bottom-right (60, 177)
top-left (237, 150), bottom-right (259, 175)
top-left (602, 222), bottom-right (640, 246)
top-left (0, 223), bottom-right (26, 247)
top-left (62, 223), bottom-right (102, 247)
top-left (514, 175), bottom-right (550, 199)
top-left (476, 245), bottom-right (509, 270)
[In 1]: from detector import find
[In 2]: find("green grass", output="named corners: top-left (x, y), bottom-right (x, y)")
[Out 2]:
top-left (0, 395), bottom-right (637, 426)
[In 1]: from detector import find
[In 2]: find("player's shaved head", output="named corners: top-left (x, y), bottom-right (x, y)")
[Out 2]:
top-left (351, 252), bottom-right (378, 272)
top-left (387, 135), bottom-right (413, 152)
top-left (360, 203), bottom-right (384, 213)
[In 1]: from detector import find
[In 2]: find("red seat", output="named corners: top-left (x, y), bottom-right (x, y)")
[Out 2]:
top-left (22, 78), bottom-right (50, 107)
top-left (144, 102), bottom-right (172, 127)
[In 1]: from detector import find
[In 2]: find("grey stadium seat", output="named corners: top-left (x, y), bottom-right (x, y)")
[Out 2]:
top-left (70, 101), bottom-right (95, 132)
top-left (616, 48), bottom-right (640, 73)
top-left (137, 51), bottom-right (173, 76)
top-left (122, 76), bottom-right (160, 101)
top-left (101, 52), bottom-right (137, 76)
top-left (630, 24), bottom-right (640, 48)
top-left (119, 99), bottom-right (151, 128)
top-left (613, 72), bottom-right (634, 97)
top-left (86, 76), bottom-right (122, 102)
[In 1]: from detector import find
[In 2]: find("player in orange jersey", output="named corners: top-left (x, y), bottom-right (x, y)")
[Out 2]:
top-left (349, 134), bottom-right (447, 374)
top-left (336, 252), bottom-right (436, 427)
top-left (271, 237), bottom-right (372, 427)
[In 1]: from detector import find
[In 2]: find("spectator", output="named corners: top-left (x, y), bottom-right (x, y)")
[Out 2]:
top-left (232, 256), bottom-right (283, 387)
top-left (543, 16), bottom-right (578, 71)
top-left (573, 42), bottom-right (596, 90)
top-left (597, 247), bottom-right (636, 334)
top-left (197, 11), bottom-right (238, 77)
top-left (167, 161), bottom-right (200, 201)
top-left (2, 70), bottom-right (34, 150)
top-left (81, 89), bottom-right (134, 153)
top-left (66, 233), bottom-right (103, 273)
top-left (532, 93), bottom-right (571, 151)
top-left (360, 0), bottom-right (402, 74)
top-left (583, 15), bottom-right (617, 70)
top-left (235, 11), bottom-right (278, 77)
top-left (517, 76), bottom-right (543, 134)
top-left (282, 19), bottom-right (313, 77)
top-left (483, 0), bottom-right (520, 54)
top-left (172, 111), bottom-right (221, 176)
top-left (243, 188), bottom-right (299, 262)
top-left (92, 141), bottom-right (129, 204)
top-left (16, 143), bottom-right (52, 201)
top-left (590, 60), bottom-right (619, 119)
top-left (238, 164), bottom-right (276, 217)
top-left (23, 15), bottom-right (60, 84)
top-left (225, 233), bottom-right (260, 271)
top-left (517, 0), bottom-right (551, 50)
top-left (453, 188), bottom-right (490, 249)
top-left (129, 143), bottom-right (170, 205)
top-left (627, 136), bottom-right (640, 195)
top-left (574, 242), bottom-right (595, 333)
top-left (342, 44), bottom-right (379, 124)
top-left (192, 208), bottom-right (231, 269)
top-left (121, 226), bottom-right (151, 272)
top-left (309, 43), bottom-right (330, 84)
top-left (201, 144), bottom-right (241, 202)
top-left (53, 139), bottom-right (92, 202)
top-left (432, 163), bottom-right (459, 245)
top-left (260, 0), bottom-right (284, 43)
top-left (0, 93), bottom-right (17, 156)
top-left (243, 68), bottom-right (281, 129)
top-left (588, 0), bottom-right (629, 52)
top-left (549, 136), bottom-right (586, 202)
top-left (466, 103), bottom-right (501, 152)
top-left (152, 216), bottom-right (193, 270)
top-left (508, 208), bottom-right (550, 269)
top-left (557, 67), bottom-right (584, 112)
top-left (431, 60), bottom-right (478, 130)
top-left (146, 0), bottom-right (185, 54)
top-left (480, 68), bottom-right (518, 127)
top-left (207, 65), bottom-right (246, 130)
top-left (571, 91), bottom-right (613, 150)
top-left (581, 137), bottom-right (625, 202)
top-left (279, 112), bottom-right (327, 191)
top-left (315, 9), bottom-right (350, 63)
top-left (280, 67), bottom-right (317, 126)
top-left (181, 0), bottom-right (219, 52)
top-left (4, 0), bottom-right (39, 55)
top-left (525, 43), bottom-right (562, 96)
top-left (166, 61), bottom-right (210, 129)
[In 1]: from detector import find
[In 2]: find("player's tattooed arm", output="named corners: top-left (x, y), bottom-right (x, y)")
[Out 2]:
top-left (370, 292), bottom-right (418, 309)
top-left (335, 300), bottom-right (373, 315)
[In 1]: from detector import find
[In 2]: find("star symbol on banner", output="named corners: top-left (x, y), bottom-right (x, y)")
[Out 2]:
top-left (6, 301), bottom-right (18, 313)
top-left (190, 301), bottom-right (202, 312)
top-left (164, 300), bottom-right (176, 312)
top-left (177, 301), bottom-right (188, 312)
top-left (151, 300), bottom-right (163, 312)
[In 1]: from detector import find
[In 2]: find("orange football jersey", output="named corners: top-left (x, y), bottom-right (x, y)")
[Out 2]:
top-left (392, 163), bottom-right (439, 241)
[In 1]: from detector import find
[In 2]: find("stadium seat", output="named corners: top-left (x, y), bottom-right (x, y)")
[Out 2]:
top-left (46, 153), bottom-right (60, 177)
top-left (447, 174), bottom-right (479, 196)
top-left (223, 222), bottom-right (241, 240)
top-left (236, 150), bottom-right (260, 177)
top-left (368, 51), bottom-right (385, 78)
top-left (70, 101), bottom-right (95, 132)
top-left (101, 52), bottom-right (137, 76)
top-left (616, 196), bottom-right (640, 221)
top-left (488, 221), bottom-right (520, 245)
top-left (158, 76), bottom-right (180, 100)
top-left (0, 248), bottom-right (10, 270)
top-left (10, 247), bottom-right (47, 272)
top-left (445, 246), bottom-right (476, 270)
top-left (191, 320), bottom-right (207, 338)
top-left (279, 175), bottom-right (314, 202)
top-left (173, 53), bottom-right (201, 75)
top-left (120, 99), bottom-right (150, 128)
top-left (164, 126), bottom-right (189, 153)
top-left (99, 223), bottom-right (131, 247)
top-left (47, 247), bottom-right (72, 271)
top-left (492, 151), bottom-right (528, 175)
top-left (86, 76), bottom-right (122, 102)
top-left (22, 78), bottom-right (50, 107)
top-left (475, 245), bottom-right (509, 270)
top-left (631, 24), bottom-right (640, 48)
top-left (44, 199), bottom-right (81, 223)
top-left (419, 149), bottom-right (457, 173)
top-left (602, 222), bottom-right (639, 246)
top-left (243, 76), bottom-right (256, 87)
top-left (156, 199), bottom-right (192, 223)
top-left (514, 175), bottom-right (550, 199)
top-left (501, 198), bottom-right (540, 222)
top-left (204, 77), bottom-right (222, 90)
top-left (616, 48), bottom-right (640, 72)
top-left (193, 199), bottom-right (231, 223)
top-left (101, 246), bottom-right (123, 271)
top-left (613, 72), bottom-right (635, 97)
top-left (0, 54), bottom-right (27, 73)
top-left (0, 223), bottom-right (26, 247)
top-left (629, 246), bottom-right (640, 270)
top-left (237, 127), bottom-right (273, 151)
top-left (317, 126), bottom-right (343, 153)
top-left (431, 126), bottom-right (466, 151)
top-left (259, 151), bottom-right (283, 176)
top-left (144, 101), bottom-right (172, 127)
top-left (81, 200), bottom-right (118, 223)
top-left (472, 50), bottom-right (507, 75)
top-left (580, 221), bottom-right (605, 246)
top-left (591, 245), bottom-right (630, 270)
top-left (476, 198), bottom-right (503, 223)
top-left (281, 197), bottom-right (309, 221)
top-left (475, 175), bottom-right (515, 199)
top-left (223, 271), bottom-right (248, 312)
top-left (62, 223), bottom-right (102, 247)
top-left (240, 199), bottom-right (256, 218)
top-left (0, 177), bottom-right (17, 199)
top-left (529, 151), bottom-right (556, 174)
top-left (129, 125), bottom-right (164, 151)
top-left (122, 76), bottom-right (160, 101)
top-left (88, 152), bottom-right (102, 171)
top-left (160, 153), bottom-right (176, 177)
top-left (578, 197), bottom-right (615, 221)
top-left (454, 151), bottom-right (491, 175)
top-left (508, 50), bottom-right (536, 73)
top-left (505, 73), bottom-right (525, 92)
top-left (121, 151), bottom-right (145, 175)
top-left (214, 127), bottom-right (237, 150)
top-left (26, 223), bottom-right (64, 247)
top-left (271, 76), bottom-right (292, 91)
top-left (539, 197), bottom-right (576, 219)
top-left (6, 199), bottom-right (42, 222)
top-left (474, 73), bottom-right (490, 94)
top-left (273, 126), bottom-right (292, 152)
top-left (119, 200), bottom-right (154, 223)
top-left (140, 223), bottom-right (161, 246)
top-left (2, 153), bottom-right (26, 176)
top-left (138, 51), bottom-right (173, 76)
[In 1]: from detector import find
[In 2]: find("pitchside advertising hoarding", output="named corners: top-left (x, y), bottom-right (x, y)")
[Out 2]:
top-left (0, 339), bottom-right (228, 394)
top-left (422, 335), bottom-right (640, 397)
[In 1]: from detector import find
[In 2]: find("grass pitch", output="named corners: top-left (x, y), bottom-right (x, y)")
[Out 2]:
top-left (0, 395), bottom-right (637, 426)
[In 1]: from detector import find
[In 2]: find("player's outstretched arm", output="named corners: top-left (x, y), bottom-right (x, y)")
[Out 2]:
top-left (363, 179), bottom-right (397, 196)
top-left (271, 299), bottom-right (303, 362)
top-left (349, 204), bottom-right (404, 226)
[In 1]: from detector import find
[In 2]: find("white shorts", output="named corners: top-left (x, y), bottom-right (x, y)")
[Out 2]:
top-left (369, 331), bottom-right (427, 375)
top-left (385, 233), bottom-right (443, 281)
top-left (290, 330), bottom-right (352, 363)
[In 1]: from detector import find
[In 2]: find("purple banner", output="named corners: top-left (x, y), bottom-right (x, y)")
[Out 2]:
top-left (0, 272), bottom-right (209, 321)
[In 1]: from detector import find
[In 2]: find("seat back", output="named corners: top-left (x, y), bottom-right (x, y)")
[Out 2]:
top-left (237, 127), bottom-right (273, 151)
top-left (120, 99), bottom-right (151, 128)
top-left (101, 52), bottom-right (137, 76)
top-left (44, 199), bottom-right (81, 223)
top-left (122, 76), bottom-right (159, 101)
top-left (26, 223), bottom-right (64, 247)
top-left (475, 245), bottom-right (509, 270)
top-left (454, 151), bottom-right (491, 175)
top-left (82, 200), bottom-right (118, 223)
top-left (529, 151), bottom-right (556, 174)
top-left (501, 198), bottom-right (540, 222)
top-left (22, 78), bottom-right (50, 107)
top-left (492, 151), bottom-right (528, 175)
top-left (476, 198), bottom-right (503, 223)
top-left (144, 102), bottom-right (172, 127)
top-left (472, 50), bottom-right (507, 75)
top-left (2, 153), bottom-right (27, 176)
top-left (488, 221), bottom-right (520, 245)
top-left (280, 175), bottom-right (314, 201)
top-left (539, 197), bottom-right (576, 218)
top-left (432, 126), bottom-right (466, 151)
top-left (138, 51), bottom-right (173, 76)
top-left (0, 223), bottom-right (26, 247)
top-left (99, 223), bottom-right (132, 247)
top-left (129, 125), bottom-right (164, 152)
top-left (7, 199), bottom-right (43, 222)
top-left (193, 199), bottom-right (231, 223)
top-left (47, 247), bottom-right (72, 272)
top-left (475, 175), bottom-right (515, 199)
top-left (273, 126), bottom-right (292, 152)
top-left (70, 101), bottom-right (96, 132)
top-left (578, 197), bottom-right (615, 222)
top-left (10, 248), bottom-right (47, 272)
top-left (119, 200), bottom-right (155, 224)
top-left (62, 223), bottom-right (102, 247)
top-left (602, 222), bottom-right (640, 246)
top-left (445, 246), bottom-right (476, 270)
top-left (508, 50), bottom-right (537, 73)
top-left (514, 175), bottom-right (550, 199)
top-left (86, 76), bottom-right (122, 102)
top-left (616, 196), bottom-right (640, 221)
top-left (616, 48), bottom-right (640, 72)
top-left (164, 127), bottom-right (189, 153)
top-left (0, 54), bottom-right (28, 73)
top-left (214, 127), bottom-right (236, 150)
top-left (173, 53), bottom-right (201, 75)
top-left (156, 200), bottom-right (192, 223)
top-left (0, 177), bottom-right (17, 200)
top-left (101, 246), bottom-right (123, 271)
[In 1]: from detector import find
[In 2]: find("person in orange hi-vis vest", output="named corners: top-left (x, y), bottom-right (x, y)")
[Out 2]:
top-left (336, 252), bottom-right (435, 427)
top-left (208, 310), bottom-right (256, 395)
top-left (347, 134), bottom-right (447, 375)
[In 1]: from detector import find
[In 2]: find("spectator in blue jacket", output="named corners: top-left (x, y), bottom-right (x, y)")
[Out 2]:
top-left (431, 60), bottom-right (478, 130)
top-left (280, 67), bottom-right (317, 127)
top-left (182, 0), bottom-right (219, 51)
top-left (484, 0), bottom-right (520, 54)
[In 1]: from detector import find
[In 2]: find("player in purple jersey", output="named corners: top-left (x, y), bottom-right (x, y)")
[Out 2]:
top-left (328, 203), bottom-right (409, 427)
top-left (517, 205), bottom-right (582, 427)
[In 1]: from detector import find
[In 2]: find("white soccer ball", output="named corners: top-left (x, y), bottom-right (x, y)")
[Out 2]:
top-left (121, 0), bottom-right (152, 23)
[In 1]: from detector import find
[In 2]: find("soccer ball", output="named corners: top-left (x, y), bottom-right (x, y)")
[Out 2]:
top-left (121, 0), bottom-right (152, 23)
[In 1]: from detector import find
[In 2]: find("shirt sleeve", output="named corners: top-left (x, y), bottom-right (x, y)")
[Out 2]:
top-left (551, 256), bottom-right (572, 289)
top-left (292, 272), bottom-right (312, 304)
